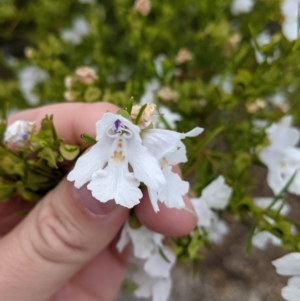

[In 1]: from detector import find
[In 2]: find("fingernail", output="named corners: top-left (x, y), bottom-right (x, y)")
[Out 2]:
top-left (183, 195), bottom-right (197, 217)
top-left (75, 185), bottom-right (117, 215)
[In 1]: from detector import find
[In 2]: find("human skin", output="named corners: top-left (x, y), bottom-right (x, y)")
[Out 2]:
top-left (0, 102), bottom-right (197, 301)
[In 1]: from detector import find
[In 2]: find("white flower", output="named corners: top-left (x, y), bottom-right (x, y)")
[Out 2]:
top-left (191, 176), bottom-right (232, 228)
top-left (133, 245), bottom-right (175, 301)
top-left (132, 266), bottom-right (172, 301)
top-left (117, 222), bottom-right (164, 259)
top-left (206, 212), bottom-right (229, 244)
top-left (272, 253), bottom-right (300, 276)
top-left (140, 79), bottom-right (160, 104)
top-left (281, 0), bottom-right (300, 41)
top-left (251, 31), bottom-right (280, 64)
top-left (268, 92), bottom-right (290, 113)
top-left (144, 245), bottom-right (176, 278)
top-left (281, 276), bottom-right (300, 301)
top-left (252, 198), bottom-right (290, 250)
top-left (254, 197), bottom-right (290, 216)
top-left (143, 127), bottom-right (203, 211)
top-left (191, 176), bottom-right (232, 244)
top-left (153, 54), bottom-right (167, 77)
top-left (231, 0), bottom-right (254, 15)
top-left (68, 113), bottom-right (166, 208)
top-left (158, 106), bottom-right (182, 129)
top-left (211, 74), bottom-right (233, 94)
top-left (259, 116), bottom-right (300, 195)
top-left (117, 222), bottom-right (175, 301)
top-left (273, 253), bottom-right (300, 301)
top-left (4, 120), bottom-right (35, 144)
top-left (61, 17), bottom-right (90, 45)
top-left (252, 231), bottom-right (282, 250)
top-left (18, 66), bottom-right (48, 105)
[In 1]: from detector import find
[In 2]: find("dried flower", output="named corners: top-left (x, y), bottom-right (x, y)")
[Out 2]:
top-left (157, 87), bottom-right (179, 102)
top-left (64, 91), bottom-right (75, 102)
top-left (131, 104), bottom-right (156, 124)
top-left (246, 99), bottom-right (267, 113)
top-left (75, 66), bottom-right (98, 84)
top-left (175, 48), bottom-right (193, 65)
top-left (4, 120), bottom-right (35, 144)
top-left (64, 76), bottom-right (74, 89)
top-left (229, 33), bottom-right (241, 47)
top-left (133, 0), bottom-right (151, 16)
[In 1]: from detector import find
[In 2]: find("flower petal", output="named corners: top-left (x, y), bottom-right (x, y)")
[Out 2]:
top-left (120, 223), bottom-right (164, 259)
top-left (156, 166), bottom-right (188, 209)
top-left (88, 159), bottom-right (142, 208)
top-left (67, 138), bottom-right (111, 188)
top-left (129, 137), bottom-right (166, 190)
top-left (282, 276), bottom-right (300, 301)
top-left (272, 253), bottom-right (300, 276)
top-left (191, 197), bottom-right (212, 228)
top-left (252, 231), bottom-right (281, 250)
top-left (142, 127), bottom-right (203, 160)
top-left (144, 246), bottom-right (176, 278)
top-left (202, 176), bottom-right (232, 209)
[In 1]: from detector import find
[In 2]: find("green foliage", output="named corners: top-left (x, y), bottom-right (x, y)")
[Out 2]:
top-left (1, 0), bottom-right (300, 265)
top-left (0, 116), bottom-right (80, 202)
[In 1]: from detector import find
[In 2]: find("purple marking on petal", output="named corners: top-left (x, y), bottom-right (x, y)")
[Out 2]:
top-left (20, 132), bottom-right (29, 140)
top-left (114, 119), bottom-right (122, 133)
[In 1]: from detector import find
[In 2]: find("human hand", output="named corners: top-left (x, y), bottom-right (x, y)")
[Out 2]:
top-left (0, 102), bottom-right (197, 301)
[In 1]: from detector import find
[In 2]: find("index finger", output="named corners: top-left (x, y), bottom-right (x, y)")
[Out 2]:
top-left (8, 102), bottom-right (119, 144)
top-left (8, 102), bottom-right (196, 236)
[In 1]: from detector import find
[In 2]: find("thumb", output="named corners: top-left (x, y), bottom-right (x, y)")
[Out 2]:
top-left (0, 177), bottom-right (129, 301)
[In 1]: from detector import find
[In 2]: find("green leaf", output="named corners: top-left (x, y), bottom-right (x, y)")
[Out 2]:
top-left (37, 147), bottom-right (58, 168)
top-left (0, 181), bottom-right (15, 201)
top-left (158, 246), bottom-right (171, 263)
top-left (80, 133), bottom-right (97, 145)
top-left (59, 143), bottom-right (80, 161)
top-left (1, 154), bottom-right (25, 176)
top-left (135, 103), bottom-right (148, 125)
top-left (129, 214), bottom-right (142, 229)
top-left (117, 109), bottom-right (131, 120)
top-left (125, 97), bottom-right (134, 115)
top-left (246, 224), bottom-right (257, 255)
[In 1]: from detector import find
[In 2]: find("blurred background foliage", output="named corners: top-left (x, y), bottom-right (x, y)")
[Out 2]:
top-left (1, 0), bottom-right (300, 254)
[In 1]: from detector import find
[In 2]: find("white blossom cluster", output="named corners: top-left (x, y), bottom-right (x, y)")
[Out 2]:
top-left (117, 223), bottom-right (175, 301)
top-left (4, 120), bottom-right (35, 144)
top-left (252, 197), bottom-right (290, 250)
top-left (273, 253), bottom-right (300, 301)
top-left (191, 176), bottom-right (232, 244)
top-left (257, 114), bottom-right (300, 301)
top-left (259, 116), bottom-right (300, 196)
top-left (68, 107), bottom-right (203, 212)
top-left (60, 17), bottom-right (90, 45)
top-left (18, 66), bottom-right (48, 105)
top-left (231, 0), bottom-right (300, 41)
top-left (116, 175), bottom-right (232, 301)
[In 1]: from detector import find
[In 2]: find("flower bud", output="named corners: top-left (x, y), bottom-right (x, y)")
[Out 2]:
top-left (133, 0), bottom-right (151, 16)
top-left (131, 104), bottom-right (156, 123)
top-left (4, 120), bottom-right (35, 144)
top-left (175, 48), bottom-right (193, 65)
top-left (157, 87), bottom-right (179, 102)
top-left (75, 67), bottom-right (98, 84)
